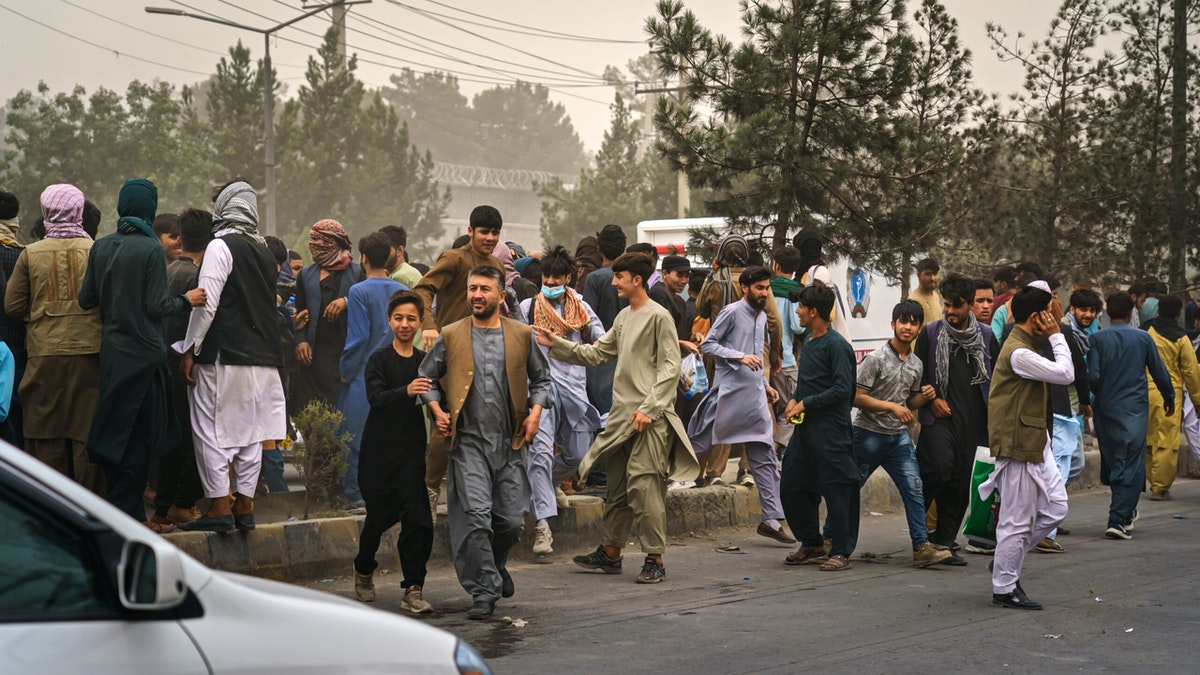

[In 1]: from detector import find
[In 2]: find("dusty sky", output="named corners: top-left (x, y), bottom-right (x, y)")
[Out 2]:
top-left (0, 0), bottom-right (1061, 155)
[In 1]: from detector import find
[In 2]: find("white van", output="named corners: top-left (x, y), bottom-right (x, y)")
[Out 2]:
top-left (637, 217), bottom-right (916, 361)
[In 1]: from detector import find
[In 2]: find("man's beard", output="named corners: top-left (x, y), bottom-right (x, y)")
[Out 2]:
top-left (747, 294), bottom-right (767, 311)
top-left (471, 300), bottom-right (498, 319)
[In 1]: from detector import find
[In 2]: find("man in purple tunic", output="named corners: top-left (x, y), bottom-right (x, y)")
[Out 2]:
top-left (686, 266), bottom-right (793, 543)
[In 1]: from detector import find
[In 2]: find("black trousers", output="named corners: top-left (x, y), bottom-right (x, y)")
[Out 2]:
top-left (917, 423), bottom-right (974, 547)
top-left (354, 479), bottom-right (434, 588)
top-left (153, 428), bottom-right (202, 517)
top-left (780, 434), bottom-right (860, 558)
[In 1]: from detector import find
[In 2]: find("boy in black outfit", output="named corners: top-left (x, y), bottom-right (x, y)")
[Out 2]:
top-left (352, 290), bottom-right (435, 614)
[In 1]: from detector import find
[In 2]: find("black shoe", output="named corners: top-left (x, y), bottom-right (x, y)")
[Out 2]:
top-left (635, 557), bottom-right (666, 584)
top-left (573, 546), bottom-right (623, 574)
top-left (466, 599), bottom-right (495, 620)
top-left (939, 552), bottom-right (968, 566)
top-left (992, 587), bottom-right (1042, 610)
top-left (499, 568), bottom-right (514, 598)
top-left (234, 513), bottom-right (255, 532)
top-left (180, 514), bottom-right (236, 533)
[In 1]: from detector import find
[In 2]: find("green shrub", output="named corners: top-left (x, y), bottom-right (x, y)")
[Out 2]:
top-left (291, 400), bottom-right (351, 519)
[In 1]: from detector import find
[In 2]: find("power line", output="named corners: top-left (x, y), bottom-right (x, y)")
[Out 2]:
top-left (418, 0), bottom-right (644, 44)
top-left (385, 0), bottom-right (606, 80)
top-left (57, 0), bottom-right (304, 69)
top-left (0, 2), bottom-right (212, 76)
top-left (336, 4), bottom-right (609, 84)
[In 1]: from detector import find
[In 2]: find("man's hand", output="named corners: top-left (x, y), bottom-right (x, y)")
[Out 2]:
top-left (1165, 400), bottom-right (1175, 417)
top-left (765, 385), bottom-right (780, 406)
top-left (931, 398), bottom-right (952, 418)
top-left (1037, 310), bottom-right (1061, 336)
top-left (293, 309), bottom-right (310, 332)
top-left (296, 343), bottom-right (313, 366)
top-left (531, 325), bottom-right (555, 348)
top-left (784, 398), bottom-right (805, 420)
top-left (431, 407), bottom-right (452, 436)
top-left (738, 354), bottom-right (763, 370)
top-left (1079, 404), bottom-right (1092, 421)
top-left (892, 403), bottom-right (915, 425)
top-left (630, 410), bottom-right (652, 433)
top-left (521, 408), bottom-right (542, 443)
top-left (771, 360), bottom-right (781, 378)
top-left (679, 340), bottom-right (700, 356)
top-left (422, 329), bottom-right (439, 348)
top-left (323, 297), bottom-right (348, 321)
top-left (186, 288), bottom-right (207, 307)
top-left (920, 384), bottom-right (936, 402)
top-left (181, 350), bottom-right (196, 386)
top-left (406, 377), bottom-right (433, 398)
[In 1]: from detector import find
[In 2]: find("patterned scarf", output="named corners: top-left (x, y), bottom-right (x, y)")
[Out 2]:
top-left (308, 219), bottom-right (352, 271)
top-left (212, 181), bottom-right (264, 245)
top-left (934, 313), bottom-right (990, 393)
top-left (533, 288), bottom-right (590, 338)
top-left (0, 218), bottom-right (23, 248)
top-left (41, 184), bottom-right (90, 240)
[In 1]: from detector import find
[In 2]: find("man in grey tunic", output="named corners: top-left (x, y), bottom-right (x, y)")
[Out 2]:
top-left (419, 266), bottom-right (552, 620)
top-left (687, 266), bottom-right (792, 543)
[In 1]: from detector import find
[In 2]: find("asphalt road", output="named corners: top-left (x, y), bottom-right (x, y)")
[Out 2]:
top-left (304, 480), bottom-right (1200, 674)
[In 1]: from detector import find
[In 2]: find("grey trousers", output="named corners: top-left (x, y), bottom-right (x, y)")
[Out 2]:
top-left (446, 442), bottom-right (530, 602)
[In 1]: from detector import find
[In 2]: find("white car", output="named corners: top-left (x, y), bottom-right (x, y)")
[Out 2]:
top-left (0, 441), bottom-right (493, 674)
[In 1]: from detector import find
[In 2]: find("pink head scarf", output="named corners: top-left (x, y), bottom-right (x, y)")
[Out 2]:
top-left (41, 184), bottom-right (90, 240)
top-left (308, 219), bottom-right (353, 271)
top-left (493, 241), bottom-right (520, 286)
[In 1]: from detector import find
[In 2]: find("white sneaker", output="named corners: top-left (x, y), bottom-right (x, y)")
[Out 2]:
top-left (668, 480), bottom-right (694, 491)
top-left (737, 470), bottom-right (755, 487)
top-left (532, 527), bottom-right (554, 554)
top-left (555, 486), bottom-right (570, 509)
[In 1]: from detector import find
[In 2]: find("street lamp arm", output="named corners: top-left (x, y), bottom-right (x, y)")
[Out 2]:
top-left (144, 6), bottom-right (264, 33)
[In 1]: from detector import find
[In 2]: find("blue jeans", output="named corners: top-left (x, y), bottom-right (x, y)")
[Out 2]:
top-left (853, 427), bottom-right (928, 548)
top-left (262, 448), bottom-right (290, 493)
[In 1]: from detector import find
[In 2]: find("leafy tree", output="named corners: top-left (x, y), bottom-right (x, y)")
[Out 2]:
top-left (381, 69), bottom-right (476, 165)
top-left (471, 81), bottom-right (587, 174)
top-left (646, 0), bottom-right (916, 251)
top-left (275, 28), bottom-right (448, 249)
top-left (204, 40), bottom-right (275, 189)
top-left (535, 93), bottom-right (675, 248)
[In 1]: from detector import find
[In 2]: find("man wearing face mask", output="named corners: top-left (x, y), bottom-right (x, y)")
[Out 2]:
top-left (913, 273), bottom-right (1000, 564)
top-left (518, 246), bottom-right (605, 555)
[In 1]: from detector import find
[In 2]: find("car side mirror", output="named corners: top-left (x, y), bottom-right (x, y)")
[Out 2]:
top-left (118, 538), bottom-right (188, 610)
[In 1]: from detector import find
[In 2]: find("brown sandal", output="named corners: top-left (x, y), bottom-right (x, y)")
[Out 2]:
top-left (784, 546), bottom-right (826, 566)
top-left (143, 520), bottom-right (177, 534)
top-left (819, 554), bottom-right (851, 571)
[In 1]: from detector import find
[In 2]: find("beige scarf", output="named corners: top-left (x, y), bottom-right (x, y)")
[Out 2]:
top-left (533, 289), bottom-right (590, 338)
top-left (0, 218), bottom-right (23, 248)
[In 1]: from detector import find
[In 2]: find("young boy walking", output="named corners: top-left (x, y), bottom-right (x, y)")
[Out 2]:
top-left (352, 290), bottom-right (435, 614)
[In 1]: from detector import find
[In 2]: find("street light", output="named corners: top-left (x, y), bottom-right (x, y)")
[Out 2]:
top-left (146, 1), bottom-right (371, 237)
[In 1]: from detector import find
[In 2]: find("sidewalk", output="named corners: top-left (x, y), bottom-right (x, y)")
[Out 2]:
top-left (164, 446), bottom-right (1111, 583)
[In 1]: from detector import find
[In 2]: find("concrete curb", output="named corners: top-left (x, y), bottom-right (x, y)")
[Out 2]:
top-left (165, 485), bottom-right (764, 583)
top-left (163, 447), bottom-right (1114, 583)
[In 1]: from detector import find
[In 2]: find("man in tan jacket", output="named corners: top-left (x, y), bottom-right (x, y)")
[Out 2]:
top-left (418, 265), bottom-right (552, 620)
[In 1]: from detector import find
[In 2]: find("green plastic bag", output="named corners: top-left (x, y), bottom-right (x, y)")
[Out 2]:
top-left (962, 447), bottom-right (1000, 545)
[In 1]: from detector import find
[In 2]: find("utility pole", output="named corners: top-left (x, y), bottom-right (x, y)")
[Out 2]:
top-left (331, 1), bottom-right (348, 64)
top-left (636, 74), bottom-right (691, 219)
top-left (1169, 0), bottom-right (1188, 294)
top-left (146, 1), bottom-right (371, 237)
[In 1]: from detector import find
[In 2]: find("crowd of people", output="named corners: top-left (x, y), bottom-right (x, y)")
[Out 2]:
top-left (0, 181), bottom-right (1195, 619)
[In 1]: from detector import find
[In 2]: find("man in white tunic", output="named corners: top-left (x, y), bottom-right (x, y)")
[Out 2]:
top-left (980, 283), bottom-right (1073, 609)
top-left (178, 182), bottom-right (287, 533)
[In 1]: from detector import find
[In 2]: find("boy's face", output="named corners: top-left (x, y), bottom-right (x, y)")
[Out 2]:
top-left (389, 303), bottom-right (421, 343)
top-left (892, 317), bottom-right (920, 344)
top-left (796, 302), bottom-right (818, 329)
top-left (972, 288), bottom-right (994, 323)
top-left (542, 272), bottom-right (569, 289)
top-left (159, 232), bottom-right (181, 262)
top-left (468, 226), bottom-right (500, 257)
top-left (290, 258), bottom-right (304, 277)
top-left (612, 270), bottom-right (642, 299)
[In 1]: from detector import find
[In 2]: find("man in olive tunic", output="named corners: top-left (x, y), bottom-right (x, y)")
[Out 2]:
top-left (78, 178), bottom-right (205, 528)
top-left (418, 266), bottom-right (552, 620)
top-left (535, 252), bottom-right (700, 585)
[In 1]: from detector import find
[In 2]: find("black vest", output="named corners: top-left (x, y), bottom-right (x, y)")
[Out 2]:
top-left (195, 233), bottom-right (284, 367)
